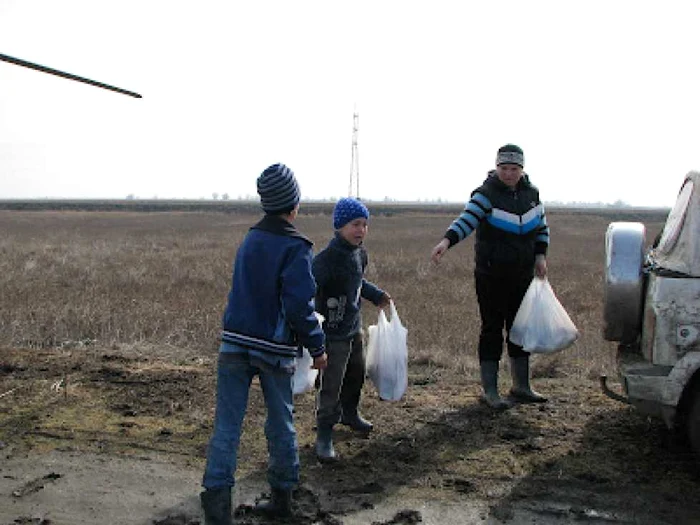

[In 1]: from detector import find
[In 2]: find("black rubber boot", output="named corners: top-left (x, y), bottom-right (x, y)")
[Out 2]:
top-left (509, 356), bottom-right (547, 403)
top-left (200, 487), bottom-right (232, 525)
top-left (340, 408), bottom-right (373, 433)
top-left (315, 425), bottom-right (337, 461)
top-left (479, 360), bottom-right (513, 410)
top-left (254, 487), bottom-right (293, 517)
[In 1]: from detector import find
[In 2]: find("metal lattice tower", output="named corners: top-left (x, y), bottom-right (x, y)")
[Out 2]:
top-left (348, 111), bottom-right (360, 198)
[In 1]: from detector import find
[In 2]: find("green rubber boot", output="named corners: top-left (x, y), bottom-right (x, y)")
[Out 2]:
top-left (509, 356), bottom-right (547, 403)
top-left (315, 425), bottom-right (337, 461)
top-left (340, 407), bottom-right (373, 433)
top-left (479, 360), bottom-right (513, 410)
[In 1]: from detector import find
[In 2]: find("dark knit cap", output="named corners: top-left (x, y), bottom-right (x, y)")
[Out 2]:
top-left (496, 144), bottom-right (524, 167)
top-left (257, 163), bottom-right (300, 214)
top-left (333, 197), bottom-right (369, 230)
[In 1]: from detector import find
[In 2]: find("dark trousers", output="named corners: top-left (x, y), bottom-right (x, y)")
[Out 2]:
top-left (316, 332), bottom-right (365, 427)
top-left (475, 270), bottom-right (531, 362)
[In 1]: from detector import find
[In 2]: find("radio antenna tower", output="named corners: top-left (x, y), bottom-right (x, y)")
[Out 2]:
top-left (348, 111), bottom-right (360, 198)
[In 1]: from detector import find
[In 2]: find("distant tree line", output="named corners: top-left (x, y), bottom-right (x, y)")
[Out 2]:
top-left (122, 194), bottom-right (633, 208)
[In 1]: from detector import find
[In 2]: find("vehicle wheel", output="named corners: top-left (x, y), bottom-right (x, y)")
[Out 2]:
top-left (687, 386), bottom-right (700, 457)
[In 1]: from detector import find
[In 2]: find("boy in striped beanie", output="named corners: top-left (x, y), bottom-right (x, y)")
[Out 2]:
top-left (201, 163), bottom-right (327, 523)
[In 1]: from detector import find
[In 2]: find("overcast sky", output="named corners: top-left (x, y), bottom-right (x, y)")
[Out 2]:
top-left (1, 1), bottom-right (698, 207)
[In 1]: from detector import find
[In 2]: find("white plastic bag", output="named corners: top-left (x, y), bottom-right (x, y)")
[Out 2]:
top-left (293, 312), bottom-right (323, 395)
top-left (292, 347), bottom-right (318, 395)
top-left (509, 277), bottom-right (579, 353)
top-left (366, 301), bottom-right (408, 401)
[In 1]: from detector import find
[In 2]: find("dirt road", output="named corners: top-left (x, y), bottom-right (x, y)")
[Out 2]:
top-left (1, 446), bottom-right (691, 525)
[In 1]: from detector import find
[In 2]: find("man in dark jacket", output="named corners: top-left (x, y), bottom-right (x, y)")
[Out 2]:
top-left (431, 144), bottom-right (549, 409)
top-left (200, 163), bottom-right (327, 525)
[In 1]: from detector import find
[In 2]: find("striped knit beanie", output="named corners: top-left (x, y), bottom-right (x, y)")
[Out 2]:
top-left (333, 197), bottom-right (369, 230)
top-left (496, 144), bottom-right (524, 167)
top-left (257, 163), bottom-right (300, 214)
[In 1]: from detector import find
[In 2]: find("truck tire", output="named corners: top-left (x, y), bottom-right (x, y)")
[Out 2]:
top-left (688, 386), bottom-right (700, 458)
top-left (603, 222), bottom-right (646, 342)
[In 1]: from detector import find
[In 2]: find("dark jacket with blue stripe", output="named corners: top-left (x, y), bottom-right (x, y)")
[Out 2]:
top-left (445, 171), bottom-right (550, 276)
top-left (220, 215), bottom-right (325, 358)
top-left (312, 233), bottom-right (386, 341)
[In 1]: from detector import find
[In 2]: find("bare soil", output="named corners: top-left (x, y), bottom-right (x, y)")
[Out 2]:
top-left (2, 344), bottom-right (699, 525)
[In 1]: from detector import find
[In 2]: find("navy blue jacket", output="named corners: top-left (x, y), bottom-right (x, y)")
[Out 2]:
top-left (313, 233), bottom-right (386, 341)
top-left (221, 215), bottom-right (325, 358)
top-left (445, 171), bottom-right (550, 276)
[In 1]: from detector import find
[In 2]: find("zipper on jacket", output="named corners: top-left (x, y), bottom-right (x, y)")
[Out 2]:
top-left (512, 190), bottom-right (523, 234)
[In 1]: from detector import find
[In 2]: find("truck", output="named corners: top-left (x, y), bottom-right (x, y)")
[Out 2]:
top-left (601, 170), bottom-right (700, 456)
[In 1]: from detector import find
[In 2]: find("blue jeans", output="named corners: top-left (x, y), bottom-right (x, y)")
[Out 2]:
top-left (202, 344), bottom-right (298, 491)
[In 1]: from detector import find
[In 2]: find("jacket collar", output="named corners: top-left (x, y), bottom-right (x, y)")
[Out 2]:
top-left (251, 214), bottom-right (312, 245)
top-left (486, 170), bottom-right (532, 191)
top-left (331, 231), bottom-right (361, 251)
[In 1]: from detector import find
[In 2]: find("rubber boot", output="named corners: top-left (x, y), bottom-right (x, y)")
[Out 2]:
top-left (200, 487), bottom-right (232, 525)
top-left (315, 425), bottom-right (337, 461)
top-left (340, 407), bottom-right (373, 433)
top-left (509, 356), bottom-right (547, 403)
top-left (479, 360), bottom-right (513, 410)
top-left (254, 487), bottom-right (293, 517)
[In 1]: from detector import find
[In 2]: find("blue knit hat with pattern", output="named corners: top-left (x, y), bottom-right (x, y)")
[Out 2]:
top-left (333, 197), bottom-right (369, 229)
top-left (256, 163), bottom-right (300, 214)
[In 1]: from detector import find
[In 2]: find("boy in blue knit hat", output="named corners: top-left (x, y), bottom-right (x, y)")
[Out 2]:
top-left (312, 197), bottom-right (391, 461)
top-left (200, 163), bottom-right (328, 524)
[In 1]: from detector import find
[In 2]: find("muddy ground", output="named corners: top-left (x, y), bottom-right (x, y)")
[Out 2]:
top-left (1, 344), bottom-right (699, 525)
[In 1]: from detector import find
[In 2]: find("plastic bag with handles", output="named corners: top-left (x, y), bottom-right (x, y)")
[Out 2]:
top-left (292, 347), bottom-right (318, 395)
top-left (293, 312), bottom-right (324, 395)
top-left (366, 300), bottom-right (408, 401)
top-left (509, 277), bottom-right (579, 353)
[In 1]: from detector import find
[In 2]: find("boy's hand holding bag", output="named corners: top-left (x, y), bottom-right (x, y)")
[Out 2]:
top-left (366, 300), bottom-right (408, 401)
top-left (509, 277), bottom-right (579, 353)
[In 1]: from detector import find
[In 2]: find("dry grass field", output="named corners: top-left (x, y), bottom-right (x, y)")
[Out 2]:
top-left (1, 205), bottom-right (699, 525)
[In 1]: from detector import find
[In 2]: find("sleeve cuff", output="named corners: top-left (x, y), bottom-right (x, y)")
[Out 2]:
top-left (444, 231), bottom-right (459, 248)
top-left (308, 346), bottom-right (325, 358)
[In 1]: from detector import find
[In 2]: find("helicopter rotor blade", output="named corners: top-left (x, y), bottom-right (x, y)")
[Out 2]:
top-left (0, 53), bottom-right (142, 99)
